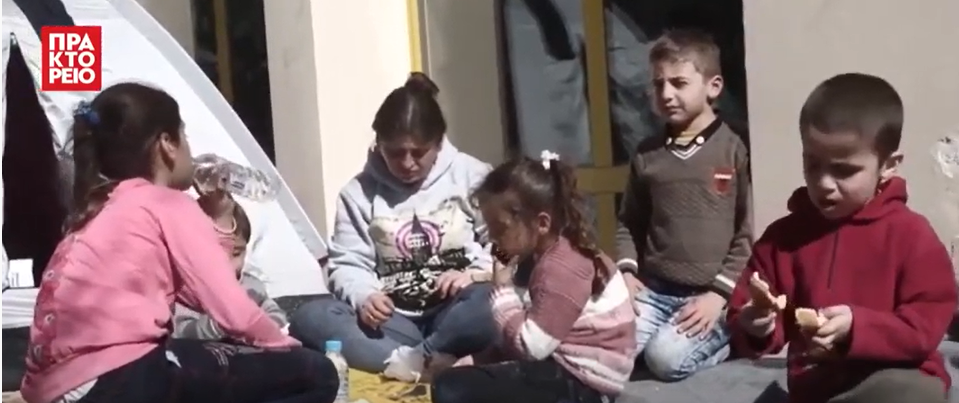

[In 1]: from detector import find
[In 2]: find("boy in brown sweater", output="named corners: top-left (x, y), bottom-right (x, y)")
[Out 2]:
top-left (616, 28), bottom-right (753, 381)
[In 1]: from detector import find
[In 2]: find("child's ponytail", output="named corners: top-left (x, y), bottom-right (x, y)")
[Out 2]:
top-left (542, 153), bottom-right (610, 296)
top-left (65, 101), bottom-right (117, 233)
top-left (61, 83), bottom-right (184, 233)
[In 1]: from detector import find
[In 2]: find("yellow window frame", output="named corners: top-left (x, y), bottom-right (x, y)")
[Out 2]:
top-left (579, 0), bottom-right (629, 254)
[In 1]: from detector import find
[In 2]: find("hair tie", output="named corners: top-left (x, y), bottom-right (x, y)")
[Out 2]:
top-left (540, 150), bottom-right (560, 170)
top-left (74, 100), bottom-right (100, 126)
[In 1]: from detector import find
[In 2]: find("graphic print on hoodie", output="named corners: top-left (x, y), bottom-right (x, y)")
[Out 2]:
top-left (726, 177), bottom-right (958, 403)
top-left (370, 199), bottom-right (474, 313)
top-left (327, 138), bottom-right (493, 317)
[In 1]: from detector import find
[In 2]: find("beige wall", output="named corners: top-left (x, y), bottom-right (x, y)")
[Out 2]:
top-left (745, 0), bottom-right (959, 244)
top-left (136, 0), bottom-right (194, 56)
top-left (421, 0), bottom-right (507, 165)
top-left (265, 0), bottom-right (412, 235)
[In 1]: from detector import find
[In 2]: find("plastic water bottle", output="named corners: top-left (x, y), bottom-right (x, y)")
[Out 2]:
top-left (193, 153), bottom-right (279, 202)
top-left (325, 340), bottom-right (350, 403)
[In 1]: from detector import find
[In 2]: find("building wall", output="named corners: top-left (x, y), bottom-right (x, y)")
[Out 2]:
top-left (136, 0), bottom-right (194, 56)
top-left (744, 0), bottom-right (959, 245)
top-left (421, 0), bottom-right (506, 165)
top-left (264, 0), bottom-right (413, 235)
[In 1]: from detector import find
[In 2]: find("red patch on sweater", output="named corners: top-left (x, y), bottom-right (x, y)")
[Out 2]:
top-left (712, 167), bottom-right (735, 195)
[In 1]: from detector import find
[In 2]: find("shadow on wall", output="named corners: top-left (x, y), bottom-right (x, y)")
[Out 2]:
top-left (2, 42), bottom-right (69, 285)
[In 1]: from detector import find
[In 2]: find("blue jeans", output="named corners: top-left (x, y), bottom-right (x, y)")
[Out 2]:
top-left (289, 283), bottom-right (496, 373)
top-left (634, 277), bottom-right (730, 381)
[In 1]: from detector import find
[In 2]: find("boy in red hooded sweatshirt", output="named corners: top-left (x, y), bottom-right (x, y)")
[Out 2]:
top-left (727, 72), bottom-right (957, 403)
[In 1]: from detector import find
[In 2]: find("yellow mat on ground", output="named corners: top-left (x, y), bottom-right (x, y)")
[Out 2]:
top-left (0, 372), bottom-right (430, 403)
top-left (349, 368), bottom-right (430, 403)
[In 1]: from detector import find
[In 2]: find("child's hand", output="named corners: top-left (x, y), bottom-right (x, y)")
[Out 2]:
top-left (435, 270), bottom-right (473, 298)
top-left (810, 305), bottom-right (853, 351)
top-left (675, 291), bottom-right (726, 338)
top-left (360, 292), bottom-right (394, 328)
top-left (493, 256), bottom-right (518, 287)
top-left (737, 299), bottom-right (778, 338)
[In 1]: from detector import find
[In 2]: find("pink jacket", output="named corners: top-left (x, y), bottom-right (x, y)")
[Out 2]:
top-left (21, 179), bottom-right (297, 403)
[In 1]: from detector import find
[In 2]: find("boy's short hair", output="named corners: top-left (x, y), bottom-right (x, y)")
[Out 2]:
top-left (799, 73), bottom-right (903, 158)
top-left (234, 203), bottom-right (252, 243)
top-left (649, 28), bottom-right (722, 78)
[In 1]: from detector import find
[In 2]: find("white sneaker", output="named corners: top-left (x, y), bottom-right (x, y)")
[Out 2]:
top-left (382, 346), bottom-right (425, 383)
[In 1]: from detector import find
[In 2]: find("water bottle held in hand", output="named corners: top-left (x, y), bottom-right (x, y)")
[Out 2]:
top-left (193, 153), bottom-right (279, 202)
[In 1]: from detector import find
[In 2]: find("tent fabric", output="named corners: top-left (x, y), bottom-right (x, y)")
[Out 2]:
top-left (0, 0), bottom-right (330, 310)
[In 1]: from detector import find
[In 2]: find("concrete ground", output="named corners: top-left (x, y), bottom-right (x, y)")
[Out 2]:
top-left (617, 342), bottom-right (959, 403)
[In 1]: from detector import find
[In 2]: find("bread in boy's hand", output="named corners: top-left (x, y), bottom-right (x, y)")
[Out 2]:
top-left (748, 272), bottom-right (787, 311)
top-left (794, 307), bottom-right (827, 331)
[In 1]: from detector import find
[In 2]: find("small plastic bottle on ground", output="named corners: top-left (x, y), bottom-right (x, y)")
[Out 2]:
top-left (325, 340), bottom-right (350, 403)
top-left (193, 153), bottom-right (279, 202)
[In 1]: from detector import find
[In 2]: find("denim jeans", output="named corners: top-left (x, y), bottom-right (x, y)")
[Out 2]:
top-left (503, 0), bottom-right (749, 164)
top-left (289, 283), bottom-right (496, 373)
top-left (633, 276), bottom-right (730, 381)
top-left (75, 339), bottom-right (338, 403)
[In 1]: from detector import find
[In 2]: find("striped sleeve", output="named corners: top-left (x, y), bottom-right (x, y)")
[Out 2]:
top-left (491, 253), bottom-right (593, 360)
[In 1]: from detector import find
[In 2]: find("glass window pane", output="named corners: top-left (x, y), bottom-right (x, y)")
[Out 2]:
top-left (500, 0), bottom-right (593, 166)
top-left (226, 0), bottom-right (275, 161)
top-left (191, 0), bottom-right (219, 86)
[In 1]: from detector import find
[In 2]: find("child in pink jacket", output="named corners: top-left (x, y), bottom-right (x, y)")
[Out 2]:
top-left (21, 83), bottom-right (338, 403)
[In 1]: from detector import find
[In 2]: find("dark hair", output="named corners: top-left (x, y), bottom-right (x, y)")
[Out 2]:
top-left (473, 156), bottom-right (610, 295)
top-left (234, 203), bottom-right (252, 243)
top-left (371, 72), bottom-right (446, 144)
top-left (649, 28), bottom-right (722, 78)
top-left (66, 82), bottom-right (182, 232)
top-left (799, 73), bottom-right (903, 159)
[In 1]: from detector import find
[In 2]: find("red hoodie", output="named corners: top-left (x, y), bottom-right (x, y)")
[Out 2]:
top-left (727, 177), bottom-right (957, 403)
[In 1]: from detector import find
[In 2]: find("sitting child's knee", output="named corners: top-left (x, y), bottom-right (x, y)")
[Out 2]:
top-left (642, 331), bottom-right (727, 381)
top-left (643, 349), bottom-right (693, 381)
top-left (458, 282), bottom-right (493, 300)
top-left (288, 298), bottom-right (350, 341)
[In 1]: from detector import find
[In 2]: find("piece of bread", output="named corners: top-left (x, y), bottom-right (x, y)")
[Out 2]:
top-left (748, 272), bottom-right (787, 311)
top-left (795, 308), bottom-right (826, 331)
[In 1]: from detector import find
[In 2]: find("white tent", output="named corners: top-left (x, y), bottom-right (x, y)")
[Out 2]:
top-left (1, 0), bottom-right (330, 328)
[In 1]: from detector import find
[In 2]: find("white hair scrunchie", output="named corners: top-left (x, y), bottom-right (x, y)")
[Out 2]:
top-left (540, 150), bottom-right (560, 170)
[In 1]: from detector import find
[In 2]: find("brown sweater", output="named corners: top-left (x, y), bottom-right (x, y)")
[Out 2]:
top-left (616, 119), bottom-right (753, 298)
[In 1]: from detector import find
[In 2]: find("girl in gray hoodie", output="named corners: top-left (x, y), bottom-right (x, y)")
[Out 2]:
top-left (289, 73), bottom-right (496, 381)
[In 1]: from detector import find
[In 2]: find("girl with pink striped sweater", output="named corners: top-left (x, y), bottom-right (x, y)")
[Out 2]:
top-left (431, 154), bottom-right (637, 403)
top-left (21, 83), bottom-right (338, 403)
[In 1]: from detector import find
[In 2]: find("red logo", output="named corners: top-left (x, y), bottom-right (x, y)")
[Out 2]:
top-left (712, 166), bottom-right (735, 195)
top-left (40, 26), bottom-right (102, 92)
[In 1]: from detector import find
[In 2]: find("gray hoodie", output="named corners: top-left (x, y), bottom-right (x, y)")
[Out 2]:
top-left (173, 273), bottom-right (288, 340)
top-left (327, 138), bottom-right (492, 317)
